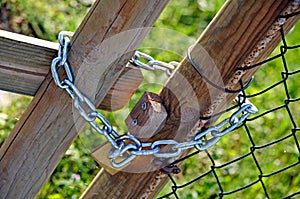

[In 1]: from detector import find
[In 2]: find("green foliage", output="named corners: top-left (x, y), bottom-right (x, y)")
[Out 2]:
top-left (1, 0), bottom-right (91, 41)
top-left (157, 20), bottom-right (300, 199)
top-left (0, 0), bottom-right (299, 198)
top-left (36, 139), bottom-right (99, 199)
top-left (0, 96), bottom-right (31, 145)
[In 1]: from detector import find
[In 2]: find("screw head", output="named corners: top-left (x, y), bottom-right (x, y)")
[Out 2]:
top-left (132, 119), bottom-right (138, 126)
top-left (141, 102), bottom-right (147, 110)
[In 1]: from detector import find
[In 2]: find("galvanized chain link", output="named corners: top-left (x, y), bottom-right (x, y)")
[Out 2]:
top-left (130, 51), bottom-right (179, 76)
top-left (51, 31), bottom-right (258, 168)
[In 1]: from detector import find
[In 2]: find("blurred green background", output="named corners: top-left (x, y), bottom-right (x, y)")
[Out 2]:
top-left (0, 0), bottom-right (299, 198)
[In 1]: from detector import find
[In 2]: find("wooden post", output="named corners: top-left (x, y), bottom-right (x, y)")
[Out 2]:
top-left (0, 30), bottom-right (144, 111)
top-left (0, 0), bottom-right (169, 198)
top-left (80, 1), bottom-right (300, 198)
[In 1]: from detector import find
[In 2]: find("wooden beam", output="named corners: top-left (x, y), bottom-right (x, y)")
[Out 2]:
top-left (0, 30), bottom-right (57, 95)
top-left (80, 1), bottom-right (300, 198)
top-left (125, 91), bottom-right (168, 138)
top-left (0, 0), bottom-right (169, 198)
top-left (98, 63), bottom-right (144, 111)
top-left (0, 30), bottom-right (144, 111)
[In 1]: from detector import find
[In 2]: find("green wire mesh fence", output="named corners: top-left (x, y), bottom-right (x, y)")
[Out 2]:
top-left (158, 11), bottom-right (300, 199)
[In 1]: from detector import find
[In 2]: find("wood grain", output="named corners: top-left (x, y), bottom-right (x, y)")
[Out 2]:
top-left (98, 63), bottom-right (144, 111)
top-left (0, 0), bottom-right (169, 198)
top-left (125, 91), bottom-right (167, 138)
top-left (80, 1), bottom-right (300, 199)
top-left (0, 30), bottom-right (57, 95)
top-left (0, 31), bottom-right (144, 111)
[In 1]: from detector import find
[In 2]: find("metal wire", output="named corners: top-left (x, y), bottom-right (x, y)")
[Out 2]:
top-left (158, 12), bottom-right (300, 199)
top-left (187, 47), bottom-right (254, 94)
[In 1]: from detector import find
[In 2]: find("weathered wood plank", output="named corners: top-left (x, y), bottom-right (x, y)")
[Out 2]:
top-left (0, 31), bottom-right (144, 111)
top-left (0, 0), bottom-right (169, 198)
top-left (98, 63), bottom-right (144, 111)
top-left (80, 1), bottom-right (300, 198)
top-left (0, 30), bottom-right (57, 95)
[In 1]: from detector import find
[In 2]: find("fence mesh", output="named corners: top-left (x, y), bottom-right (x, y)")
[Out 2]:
top-left (158, 12), bottom-right (300, 199)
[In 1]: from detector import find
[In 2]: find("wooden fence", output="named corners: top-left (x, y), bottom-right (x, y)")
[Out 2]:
top-left (0, 0), bottom-right (299, 198)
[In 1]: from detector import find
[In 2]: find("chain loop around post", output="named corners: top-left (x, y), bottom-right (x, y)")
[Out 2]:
top-left (51, 31), bottom-right (258, 168)
top-left (51, 57), bottom-right (73, 89)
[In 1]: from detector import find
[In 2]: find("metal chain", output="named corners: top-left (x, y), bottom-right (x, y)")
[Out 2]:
top-left (130, 51), bottom-right (179, 76)
top-left (51, 32), bottom-right (258, 168)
